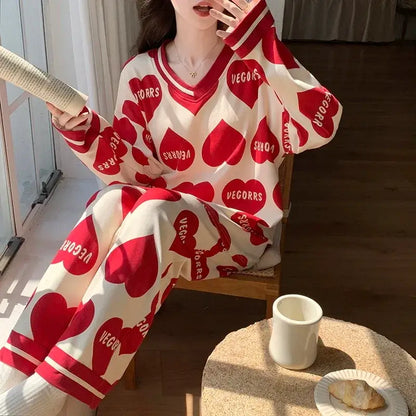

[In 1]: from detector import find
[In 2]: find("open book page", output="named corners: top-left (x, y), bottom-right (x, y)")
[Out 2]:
top-left (0, 45), bottom-right (88, 116)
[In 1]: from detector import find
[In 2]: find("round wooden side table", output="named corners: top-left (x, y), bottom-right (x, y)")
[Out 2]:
top-left (201, 317), bottom-right (415, 415)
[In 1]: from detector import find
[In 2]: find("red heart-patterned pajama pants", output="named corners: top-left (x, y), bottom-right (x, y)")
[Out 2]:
top-left (0, 184), bottom-right (270, 408)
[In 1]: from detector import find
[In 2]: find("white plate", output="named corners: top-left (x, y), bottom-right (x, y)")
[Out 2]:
top-left (314, 369), bottom-right (408, 416)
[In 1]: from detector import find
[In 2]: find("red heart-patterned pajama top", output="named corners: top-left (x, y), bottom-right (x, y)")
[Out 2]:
top-left (0, 0), bottom-right (342, 409)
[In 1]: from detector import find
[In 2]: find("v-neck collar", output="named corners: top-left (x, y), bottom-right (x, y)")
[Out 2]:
top-left (154, 40), bottom-right (234, 100)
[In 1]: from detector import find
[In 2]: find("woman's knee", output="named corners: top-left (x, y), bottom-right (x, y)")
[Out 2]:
top-left (85, 184), bottom-right (143, 214)
top-left (127, 188), bottom-right (182, 227)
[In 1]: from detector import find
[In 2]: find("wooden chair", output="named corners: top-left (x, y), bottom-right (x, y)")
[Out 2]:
top-left (123, 154), bottom-right (294, 389)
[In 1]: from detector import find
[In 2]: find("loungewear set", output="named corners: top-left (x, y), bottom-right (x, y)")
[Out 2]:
top-left (0, 0), bottom-right (342, 408)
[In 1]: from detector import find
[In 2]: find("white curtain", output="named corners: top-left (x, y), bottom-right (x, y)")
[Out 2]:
top-left (68, 0), bottom-right (140, 121)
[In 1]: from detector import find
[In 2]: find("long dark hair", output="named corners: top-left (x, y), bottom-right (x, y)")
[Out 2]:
top-left (136, 0), bottom-right (229, 54)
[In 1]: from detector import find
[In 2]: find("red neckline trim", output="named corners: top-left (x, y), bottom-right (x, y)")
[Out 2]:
top-left (156, 40), bottom-right (234, 99)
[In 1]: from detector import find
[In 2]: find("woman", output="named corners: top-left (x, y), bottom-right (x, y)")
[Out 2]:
top-left (0, 0), bottom-right (342, 414)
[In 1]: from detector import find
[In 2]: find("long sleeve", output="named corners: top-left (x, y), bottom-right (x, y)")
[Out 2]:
top-left (55, 63), bottom-right (164, 185)
top-left (223, 0), bottom-right (343, 154)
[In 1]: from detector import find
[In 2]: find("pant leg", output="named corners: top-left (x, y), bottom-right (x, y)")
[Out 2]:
top-left (0, 184), bottom-right (144, 376)
top-left (34, 188), bottom-right (270, 409)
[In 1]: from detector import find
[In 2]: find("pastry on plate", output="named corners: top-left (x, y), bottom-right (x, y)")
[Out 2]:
top-left (328, 379), bottom-right (386, 410)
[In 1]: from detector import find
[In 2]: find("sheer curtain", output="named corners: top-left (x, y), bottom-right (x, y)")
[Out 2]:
top-left (43, 0), bottom-right (139, 180)
top-left (68, 0), bottom-right (139, 121)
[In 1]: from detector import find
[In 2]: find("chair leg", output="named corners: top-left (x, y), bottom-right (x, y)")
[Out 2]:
top-left (402, 14), bottom-right (408, 40)
top-left (124, 355), bottom-right (137, 390)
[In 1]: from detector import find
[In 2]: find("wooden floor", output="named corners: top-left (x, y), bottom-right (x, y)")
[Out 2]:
top-left (97, 41), bottom-right (416, 415)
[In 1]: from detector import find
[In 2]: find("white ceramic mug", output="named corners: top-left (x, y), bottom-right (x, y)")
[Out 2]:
top-left (269, 294), bottom-right (323, 370)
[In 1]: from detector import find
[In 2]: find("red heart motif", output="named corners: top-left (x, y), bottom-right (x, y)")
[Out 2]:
top-left (169, 210), bottom-right (199, 258)
top-left (273, 182), bottom-right (283, 210)
top-left (51, 215), bottom-right (99, 275)
top-left (135, 172), bottom-right (153, 185)
top-left (222, 179), bottom-right (266, 215)
top-left (297, 87), bottom-right (340, 139)
top-left (150, 177), bottom-right (167, 188)
top-left (291, 118), bottom-right (309, 148)
top-left (93, 318), bottom-right (123, 376)
top-left (191, 250), bottom-right (209, 280)
top-left (122, 100), bottom-right (146, 128)
top-left (129, 75), bottom-right (162, 122)
top-left (93, 138), bottom-right (123, 176)
top-left (100, 125), bottom-right (128, 158)
top-left (142, 129), bottom-right (156, 154)
top-left (167, 82), bottom-right (219, 116)
top-left (262, 28), bottom-right (300, 69)
top-left (232, 254), bottom-right (248, 268)
top-left (217, 265), bottom-right (239, 277)
top-left (101, 126), bottom-right (128, 158)
top-left (113, 116), bottom-right (137, 146)
top-left (227, 60), bottom-right (264, 108)
top-left (132, 146), bottom-right (149, 166)
top-left (121, 187), bottom-right (144, 219)
top-left (119, 293), bottom-right (159, 357)
top-left (118, 326), bottom-right (142, 355)
top-left (31, 293), bottom-right (77, 350)
top-left (231, 211), bottom-right (269, 246)
top-left (135, 188), bottom-right (181, 207)
top-left (202, 202), bottom-right (231, 255)
top-left (105, 235), bottom-right (159, 298)
top-left (202, 120), bottom-right (246, 167)
top-left (93, 294), bottom-right (159, 375)
top-left (58, 300), bottom-right (95, 342)
top-left (250, 117), bottom-right (280, 163)
top-left (159, 128), bottom-right (195, 171)
top-left (173, 182), bottom-right (215, 202)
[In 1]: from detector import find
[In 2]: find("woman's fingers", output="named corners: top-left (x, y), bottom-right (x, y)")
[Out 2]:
top-left (216, 30), bottom-right (230, 39)
top-left (46, 102), bottom-right (63, 117)
top-left (64, 114), bottom-right (89, 130)
top-left (210, 7), bottom-right (238, 28)
top-left (46, 102), bottom-right (88, 130)
top-left (212, 0), bottom-right (246, 21)
top-left (210, 0), bottom-right (256, 37)
top-left (232, 0), bottom-right (252, 12)
top-left (57, 111), bottom-right (75, 127)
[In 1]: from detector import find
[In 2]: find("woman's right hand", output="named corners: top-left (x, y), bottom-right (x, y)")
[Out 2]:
top-left (46, 102), bottom-right (89, 131)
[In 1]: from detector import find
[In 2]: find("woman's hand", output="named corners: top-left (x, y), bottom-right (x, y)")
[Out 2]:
top-left (209, 0), bottom-right (260, 38)
top-left (46, 102), bottom-right (89, 131)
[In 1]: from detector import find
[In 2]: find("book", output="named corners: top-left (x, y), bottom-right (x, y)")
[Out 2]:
top-left (0, 45), bottom-right (88, 117)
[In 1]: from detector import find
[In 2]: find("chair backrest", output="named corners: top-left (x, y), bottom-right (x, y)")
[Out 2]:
top-left (276, 154), bottom-right (294, 259)
top-left (278, 154), bottom-right (294, 220)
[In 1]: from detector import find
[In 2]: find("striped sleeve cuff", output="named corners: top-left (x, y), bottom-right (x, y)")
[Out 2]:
top-left (54, 107), bottom-right (93, 143)
top-left (59, 110), bottom-right (101, 153)
top-left (223, 0), bottom-right (275, 58)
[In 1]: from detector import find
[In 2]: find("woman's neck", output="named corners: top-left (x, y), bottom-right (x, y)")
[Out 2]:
top-left (173, 16), bottom-right (221, 65)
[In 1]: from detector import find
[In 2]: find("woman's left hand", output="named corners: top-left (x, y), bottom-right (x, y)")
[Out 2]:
top-left (210, 0), bottom-right (260, 38)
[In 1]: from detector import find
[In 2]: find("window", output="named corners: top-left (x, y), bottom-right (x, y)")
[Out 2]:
top-left (0, 1), bottom-right (59, 272)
